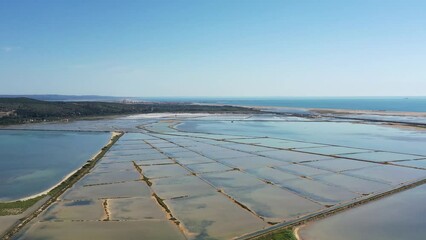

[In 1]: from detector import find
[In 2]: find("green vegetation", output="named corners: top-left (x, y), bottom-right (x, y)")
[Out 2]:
top-left (0, 195), bottom-right (45, 216)
top-left (255, 228), bottom-right (297, 240)
top-left (0, 97), bottom-right (257, 125)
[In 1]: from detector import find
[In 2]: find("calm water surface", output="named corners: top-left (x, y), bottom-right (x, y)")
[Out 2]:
top-left (0, 130), bottom-right (110, 201)
top-left (299, 183), bottom-right (426, 240)
top-left (177, 120), bottom-right (426, 155)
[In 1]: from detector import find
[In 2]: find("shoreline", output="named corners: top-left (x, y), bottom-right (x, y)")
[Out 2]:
top-left (11, 168), bottom-right (80, 202)
top-left (250, 105), bottom-right (426, 117)
top-left (1, 132), bottom-right (120, 204)
top-left (3, 132), bottom-right (120, 203)
top-left (1, 131), bottom-right (123, 239)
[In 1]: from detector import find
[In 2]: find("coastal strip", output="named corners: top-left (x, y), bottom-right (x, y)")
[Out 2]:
top-left (1, 131), bottom-right (124, 240)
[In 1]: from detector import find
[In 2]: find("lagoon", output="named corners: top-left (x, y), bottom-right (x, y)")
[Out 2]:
top-left (0, 130), bottom-right (110, 201)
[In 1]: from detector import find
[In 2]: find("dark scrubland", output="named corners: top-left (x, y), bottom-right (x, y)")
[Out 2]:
top-left (0, 97), bottom-right (257, 125)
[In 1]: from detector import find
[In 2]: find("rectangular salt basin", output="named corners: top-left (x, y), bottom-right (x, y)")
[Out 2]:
top-left (245, 167), bottom-right (300, 185)
top-left (118, 139), bottom-right (153, 144)
top-left (101, 154), bottom-right (164, 163)
top-left (197, 139), bottom-right (235, 145)
top-left (274, 164), bottom-right (332, 177)
top-left (106, 148), bottom-right (162, 156)
top-left (107, 149), bottom-right (160, 156)
top-left (338, 151), bottom-right (423, 162)
top-left (100, 156), bottom-right (132, 163)
top-left (190, 133), bottom-right (246, 140)
top-left (185, 146), bottom-right (228, 155)
top-left (279, 178), bottom-right (361, 205)
top-left (145, 139), bottom-right (170, 144)
top-left (239, 139), bottom-right (294, 148)
top-left (298, 146), bottom-right (373, 155)
top-left (312, 173), bottom-right (391, 194)
top-left (220, 143), bottom-right (274, 153)
top-left (78, 169), bottom-right (141, 186)
top-left (164, 193), bottom-right (267, 239)
top-left (258, 150), bottom-right (327, 163)
top-left (230, 138), bottom-right (270, 144)
top-left (108, 197), bottom-right (167, 220)
top-left (61, 180), bottom-right (151, 200)
top-left (201, 170), bottom-right (266, 189)
top-left (150, 142), bottom-right (178, 149)
top-left (184, 144), bottom-right (220, 152)
top-left (109, 144), bottom-right (153, 151)
top-left (108, 147), bottom-right (161, 155)
top-left (159, 147), bottom-right (191, 155)
top-left (185, 162), bottom-right (233, 173)
top-left (202, 167), bottom-right (323, 221)
top-left (132, 157), bottom-right (172, 163)
top-left (343, 165), bottom-right (426, 185)
top-left (164, 150), bottom-right (201, 159)
top-left (41, 199), bottom-right (105, 221)
top-left (164, 140), bottom-right (197, 147)
top-left (16, 221), bottom-right (186, 240)
top-left (277, 141), bottom-right (327, 149)
top-left (201, 149), bottom-right (257, 160)
top-left (395, 159), bottom-right (426, 169)
top-left (123, 152), bottom-right (168, 161)
top-left (217, 155), bottom-right (288, 169)
top-left (140, 164), bottom-right (191, 179)
top-left (135, 158), bottom-right (176, 166)
top-left (235, 138), bottom-right (325, 149)
top-left (120, 133), bottom-right (158, 140)
top-left (151, 175), bottom-right (217, 199)
top-left (174, 156), bottom-right (215, 165)
top-left (224, 184), bottom-right (323, 222)
top-left (303, 158), bottom-right (378, 172)
top-left (94, 161), bottom-right (135, 172)
top-left (184, 144), bottom-right (228, 153)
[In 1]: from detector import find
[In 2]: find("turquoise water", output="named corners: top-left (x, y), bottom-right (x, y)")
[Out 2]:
top-left (177, 120), bottom-right (426, 155)
top-left (0, 130), bottom-right (110, 201)
top-left (299, 183), bottom-right (426, 240)
top-left (141, 97), bottom-right (426, 112)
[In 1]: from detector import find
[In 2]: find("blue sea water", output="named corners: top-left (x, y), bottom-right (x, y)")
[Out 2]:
top-left (141, 97), bottom-right (426, 112)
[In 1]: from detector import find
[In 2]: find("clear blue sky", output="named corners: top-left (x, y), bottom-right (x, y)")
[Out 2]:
top-left (1, 0), bottom-right (425, 97)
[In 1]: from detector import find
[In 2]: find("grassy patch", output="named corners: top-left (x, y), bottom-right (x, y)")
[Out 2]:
top-left (255, 228), bottom-right (297, 240)
top-left (0, 195), bottom-right (45, 216)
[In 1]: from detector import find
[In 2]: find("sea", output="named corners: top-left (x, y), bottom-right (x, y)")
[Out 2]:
top-left (140, 97), bottom-right (426, 112)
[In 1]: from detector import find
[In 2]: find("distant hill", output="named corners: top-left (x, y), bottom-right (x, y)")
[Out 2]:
top-left (0, 97), bottom-right (257, 125)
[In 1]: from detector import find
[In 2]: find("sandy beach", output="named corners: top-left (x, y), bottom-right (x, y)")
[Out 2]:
top-left (308, 108), bottom-right (426, 117)
top-left (294, 226), bottom-right (303, 240)
top-left (251, 105), bottom-right (426, 117)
